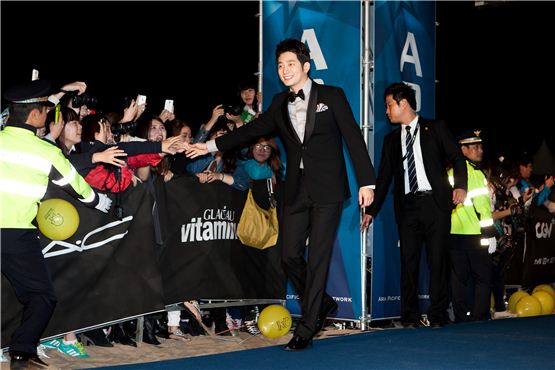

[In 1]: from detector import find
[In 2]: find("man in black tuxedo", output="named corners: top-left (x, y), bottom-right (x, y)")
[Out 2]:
top-left (187, 39), bottom-right (376, 350)
top-left (361, 82), bottom-right (467, 328)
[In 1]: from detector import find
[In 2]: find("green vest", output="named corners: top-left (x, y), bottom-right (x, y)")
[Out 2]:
top-left (0, 125), bottom-right (95, 228)
top-left (448, 161), bottom-right (493, 235)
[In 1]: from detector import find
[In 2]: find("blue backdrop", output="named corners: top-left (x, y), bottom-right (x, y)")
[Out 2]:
top-left (371, 1), bottom-right (436, 320)
top-left (262, 1), bottom-right (362, 320)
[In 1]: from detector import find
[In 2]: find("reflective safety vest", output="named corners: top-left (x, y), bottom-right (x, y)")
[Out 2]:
top-left (0, 125), bottom-right (95, 228)
top-left (448, 160), bottom-right (493, 235)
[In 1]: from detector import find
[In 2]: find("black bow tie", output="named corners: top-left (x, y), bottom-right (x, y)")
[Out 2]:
top-left (288, 89), bottom-right (305, 103)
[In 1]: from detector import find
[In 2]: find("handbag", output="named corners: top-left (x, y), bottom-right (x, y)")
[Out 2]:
top-left (237, 179), bottom-right (278, 249)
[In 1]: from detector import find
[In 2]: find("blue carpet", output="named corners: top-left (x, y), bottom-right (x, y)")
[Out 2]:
top-left (96, 315), bottom-right (555, 369)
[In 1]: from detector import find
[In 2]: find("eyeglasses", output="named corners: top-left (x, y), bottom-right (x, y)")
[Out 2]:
top-left (253, 143), bottom-right (272, 152)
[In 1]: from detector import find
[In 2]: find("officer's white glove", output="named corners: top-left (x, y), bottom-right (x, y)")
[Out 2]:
top-left (95, 193), bottom-right (112, 213)
top-left (481, 237), bottom-right (497, 254)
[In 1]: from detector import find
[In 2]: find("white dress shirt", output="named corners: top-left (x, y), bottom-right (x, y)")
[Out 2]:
top-left (288, 79), bottom-right (312, 168)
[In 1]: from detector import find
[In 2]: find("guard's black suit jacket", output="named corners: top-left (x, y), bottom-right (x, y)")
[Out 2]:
top-left (216, 81), bottom-right (376, 205)
top-left (367, 117), bottom-right (467, 222)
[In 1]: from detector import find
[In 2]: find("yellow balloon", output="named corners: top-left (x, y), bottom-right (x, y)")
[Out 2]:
top-left (257, 305), bottom-right (292, 339)
top-left (515, 295), bottom-right (542, 317)
top-left (532, 291), bottom-right (555, 315)
top-left (533, 284), bottom-right (555, 302)
top-left (508, 290), bottom-right (529, 313)
top-left (37, 198), bottom-right (80, 240)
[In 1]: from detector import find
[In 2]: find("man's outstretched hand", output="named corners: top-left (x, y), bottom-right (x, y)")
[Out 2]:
top-left (186, 143), bottom-right (209, 158)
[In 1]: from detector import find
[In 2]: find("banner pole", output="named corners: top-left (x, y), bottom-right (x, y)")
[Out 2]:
top-left (360, 0), bottom-right (375, 331)
top-left (257, 0), bottom-right (263, 111)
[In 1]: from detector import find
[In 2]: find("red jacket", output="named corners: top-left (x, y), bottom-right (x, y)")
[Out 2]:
top-left (84, 153), bottom-right (162, 192)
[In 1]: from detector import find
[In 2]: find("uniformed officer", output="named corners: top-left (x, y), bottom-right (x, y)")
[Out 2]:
top-left (1, 79), bottom-right (112, 369)
top-left (448, 129), bottom-right (496, 323)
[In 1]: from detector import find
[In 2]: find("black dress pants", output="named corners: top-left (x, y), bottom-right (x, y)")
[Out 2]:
top-left (280, 176), bottom-right (342, 339)
top-left (1, 229), bottom-right (58, 354)
top-left (450, 234), bottom-right (492, 322)
top-left (398, 193), bottom-right (450, 324)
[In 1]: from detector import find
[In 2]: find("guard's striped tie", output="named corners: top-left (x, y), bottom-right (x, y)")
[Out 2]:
top-left (406, 126), bottom-right (418, 193)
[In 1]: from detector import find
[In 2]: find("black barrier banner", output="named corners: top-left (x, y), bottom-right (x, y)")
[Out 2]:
top-left (2, 176), bottom-right (286, 348)
top-left (159, 177), bottom-right (286, 304)
top-left (1, 183), bottom-right (166, 347)
top-left (522, 205), bottom-right (555, 286)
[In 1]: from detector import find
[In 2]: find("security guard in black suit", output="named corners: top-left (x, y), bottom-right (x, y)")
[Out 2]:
top-left (361, 82), bottom-right (467, 328)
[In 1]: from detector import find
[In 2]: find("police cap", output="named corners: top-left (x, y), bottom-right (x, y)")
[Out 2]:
top-left (457, 129), bottom-right (483, 145)
top-left (3, 79), bottom-right (55, 106)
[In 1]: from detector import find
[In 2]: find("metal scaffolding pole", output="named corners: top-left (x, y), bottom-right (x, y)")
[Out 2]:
top-left (360, 0), bottom-right (375, 331)
top-left (257, 1), bottom-right (263, 112)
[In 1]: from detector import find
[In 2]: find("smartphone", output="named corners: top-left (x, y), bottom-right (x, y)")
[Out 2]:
top-left (137, 94), bottom-right (147, 105)
top-left (32, 69), bottom-right (39, 81)
top-left (164, 99), bottom-right (174, 113)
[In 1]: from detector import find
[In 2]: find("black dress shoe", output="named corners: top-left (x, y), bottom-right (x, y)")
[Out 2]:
top-left (314, 300), bottom-right (338, 334)
top-left (10, 352), bottom-right (49, 369)
top-left (429, 321), bottom-right (445, 328)
top-left (283, 335), bottom-right (312, 351)
top-left (401, 321), bottom-right (420, 329)
top-left (10, 355), bottom-right (29, 370)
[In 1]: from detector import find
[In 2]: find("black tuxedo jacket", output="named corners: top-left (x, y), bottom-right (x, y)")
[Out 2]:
top-left (215, 81), bottom-right (375, 205)
top-left (367, 117), bottom-right (467, 222)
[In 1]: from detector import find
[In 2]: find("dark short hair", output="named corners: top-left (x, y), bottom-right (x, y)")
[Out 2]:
top-left (7, 102), bottom-right (48, 124)
top-left (45, 106), bottom-right (79, 126)
top-left (237, 76), bottom-right (257, 94)
top-left (516, 152), bottom-right (533, 167)
top-left (81, 114), bottom-right (104, 143)
top-left (171, 119), bottom-right (192, 137)
top-left (384, 82), bottom-right (417, 111)
top-left (275, 38), bottom-right (311, 68)
top-left (44, 106), bottom-right (79, 137)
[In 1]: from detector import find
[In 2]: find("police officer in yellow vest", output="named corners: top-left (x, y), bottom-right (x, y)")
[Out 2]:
top-left (448, 130), bottom-right (496, 323)
top-left (1, 79), bottom-right (112, 369)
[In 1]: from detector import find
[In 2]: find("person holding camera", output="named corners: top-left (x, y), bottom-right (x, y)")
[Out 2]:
top-left (187, 38), bottom-right (376, 350)
top-left (237, 76), bottom-right (261, 125)
top-left (485, 162), bottom-right (520, 319)
top-left (60, 87), bottom-right (97, 120)
top-left (1, 79), bottom-right (112, 370)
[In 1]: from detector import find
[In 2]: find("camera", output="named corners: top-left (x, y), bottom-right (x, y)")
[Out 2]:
top-left (111, 121), bottom-right (137, 138)
top-left (62, 90), bottom-right (98, 108)
top-left (224, 104), bottom-right (243, 116)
